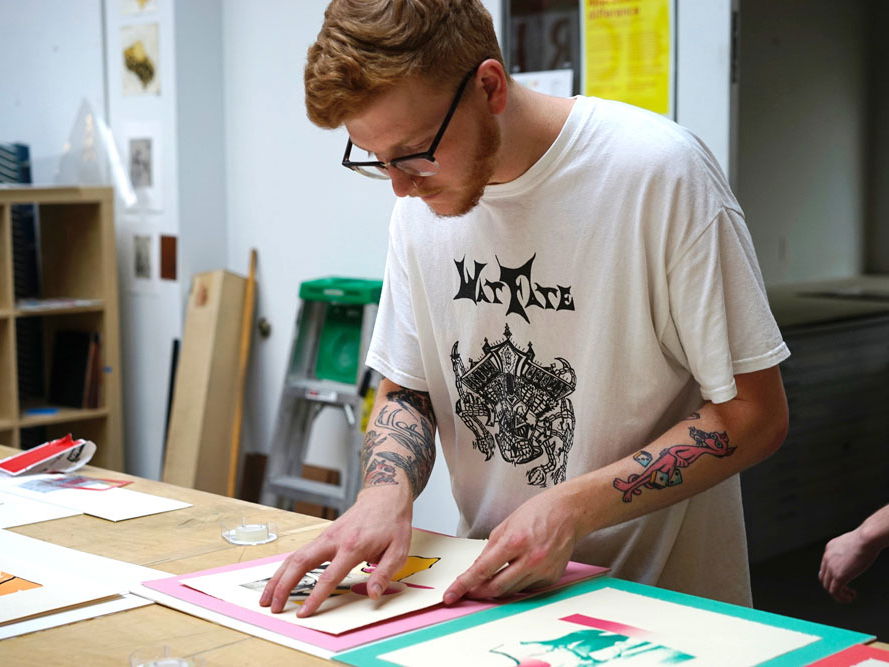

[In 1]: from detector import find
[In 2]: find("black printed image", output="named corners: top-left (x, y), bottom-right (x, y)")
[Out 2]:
top-left (451, 324), bottom-right (576, 487)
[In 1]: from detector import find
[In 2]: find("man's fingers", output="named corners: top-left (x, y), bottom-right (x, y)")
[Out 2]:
top-left (465, 566), bottom-right (536, 600)
top-left (261, 543), bottom-right (333, 613)
top-left (365, 540), bottom-right (409, 600)
top-left (260, 570), bottom-right (283, 608)
top-left (297, 552), bottom-right (363, 618)
top-left (443, 546), bottom-right (510, 605)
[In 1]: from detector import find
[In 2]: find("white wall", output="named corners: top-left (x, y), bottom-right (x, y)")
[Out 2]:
top-left (0, 0), bottom-right (105, 182)
top-left (103, 0), bottom-right (186, 479)
top-left (737, 0), bottom-right (868, 285)
top-left (221, 0), bottom-right (500, 535)
top-left (675, 0), bottom-right (734, 177)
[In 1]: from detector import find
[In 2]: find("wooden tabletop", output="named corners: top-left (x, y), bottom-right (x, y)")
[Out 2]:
top-left (3, 446), bottom-right (887, 665)
top-left (0, 445), bottom-right (334, 666)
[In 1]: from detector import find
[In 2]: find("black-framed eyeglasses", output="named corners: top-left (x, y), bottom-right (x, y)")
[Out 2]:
top-left (341, 64), bottom-right (481, 180)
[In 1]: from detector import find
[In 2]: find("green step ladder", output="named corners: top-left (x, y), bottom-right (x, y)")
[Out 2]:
top-left (262, 277), bottom-right (382, 514)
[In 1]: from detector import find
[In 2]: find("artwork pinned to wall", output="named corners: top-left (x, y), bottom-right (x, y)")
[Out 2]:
top-left (122, 121), bottom-right (163, 211)
top-left (121, 23), bottom-right (160, 96)
top-left (129, 138), bottom-right (151, 187)
top-left (124, 220), bottom-right (160, 294)
top-left (134, 234), bottom-right (152, 279)
top-left (120, 0), bottom-right (158, 15)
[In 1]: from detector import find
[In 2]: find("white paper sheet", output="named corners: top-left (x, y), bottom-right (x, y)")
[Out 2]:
top-left (181, 532), bottom-right (486, 635)
top-left (381, 586), bottom-right (819, 667)
top-left (131, 582), bottom-right (335, 660)
top-left (0, 530), bottom-right (167, 635)
top-left (512, 69), bottom-right (574, 98)
top-left (0, 593), bottom-right (152, 640)
top-left (0, 490), bottom-right (82, 528)
top-left (0, 473), bottom-right (191, 521)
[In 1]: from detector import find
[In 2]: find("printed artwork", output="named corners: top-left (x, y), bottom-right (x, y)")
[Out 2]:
top-left (18, 475), bottom-right (127, 494)
top-left (122, 121), bottom-right (163, 211)
top-left (121, 23), bottom-right (160, 95)
top-left (134, 234), bottom-right (152, 279)
top-left (613, 427), bottom-right (735, 502)
top-left (452, 324), bottom-right (576, 488)
top-left (0, 572), bottom-right (42, 596)
top-left (128, 137), bottom-right (152, 188)
top-left (180, 532), bottom-right (487, 635)
top-left (120, 0), bottom-right (158, 14)
top-left (240, 556), bottom-right (440, 605)
top-left (490, 614), bottom-right (694, 665)
top-left (338, 578), bottom-right (870, 667)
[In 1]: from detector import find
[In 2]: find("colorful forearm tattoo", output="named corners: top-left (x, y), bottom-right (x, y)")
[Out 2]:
top-left (612, 426), bottom-right (735, 503)
top-left (360, 389), bottom-right (437, 498)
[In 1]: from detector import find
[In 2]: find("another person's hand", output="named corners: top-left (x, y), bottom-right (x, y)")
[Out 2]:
top-left (819, 528), bottom-right (880, 603)
top-left (259, 485), bottom-right (412, 617)
top-left (443, 488), bottom-right (578, 604)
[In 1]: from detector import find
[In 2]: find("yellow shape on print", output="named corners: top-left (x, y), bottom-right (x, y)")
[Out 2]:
top-left (391, 555), bottom-right (440, 581)
top-left (0, 571), bottom-right (42, 596)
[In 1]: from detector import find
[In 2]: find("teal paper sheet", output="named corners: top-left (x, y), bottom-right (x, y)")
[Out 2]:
top-left (334, 576), bottom-right (873, 666)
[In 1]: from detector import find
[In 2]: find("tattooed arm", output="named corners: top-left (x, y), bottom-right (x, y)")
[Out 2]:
top-left (260, 378), bottom-right (437, 616)
top-left (360, 382), bottom-right (437, 497)
top-left (445, 366), bottom-right (789, 603)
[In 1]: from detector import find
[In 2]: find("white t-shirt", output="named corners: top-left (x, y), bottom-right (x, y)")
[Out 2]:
top-left (366, 96), bottom-right (789, 605)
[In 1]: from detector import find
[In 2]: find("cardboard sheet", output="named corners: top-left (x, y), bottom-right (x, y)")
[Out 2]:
top-left (0, 473), bottom-right (191, 521)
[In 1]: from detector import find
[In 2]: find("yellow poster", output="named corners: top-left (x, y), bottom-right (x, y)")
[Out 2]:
top-left (582, 0), bottom-right (672, 115)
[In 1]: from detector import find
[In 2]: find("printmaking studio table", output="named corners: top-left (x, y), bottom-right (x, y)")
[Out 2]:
top-left (4, 445), bottom-right (889, 666)
top-left (0, 445), bottom-right (335, 666)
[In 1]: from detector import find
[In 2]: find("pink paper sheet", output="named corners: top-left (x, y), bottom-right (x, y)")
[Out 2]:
top-left (141, 554), bottom-right (608, 652)
top-left (808, 643), bottom-right (889, 666)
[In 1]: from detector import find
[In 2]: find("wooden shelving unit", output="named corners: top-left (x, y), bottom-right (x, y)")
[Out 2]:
top-left (0, 186), bottom-right (124, 470)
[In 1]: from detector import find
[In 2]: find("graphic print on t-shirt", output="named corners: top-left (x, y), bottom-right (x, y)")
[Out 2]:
top-left (451, 324), bottom-right (576, 487)
top-left (453, 254), bottom-right (575, 323)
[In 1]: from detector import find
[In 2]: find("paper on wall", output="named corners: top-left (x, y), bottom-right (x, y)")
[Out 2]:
top-left (0, 473), bottom-right (191, 521)
top-left (0, 434), bottom-right (95, 476)
top-left (181, 531), bottom-right (487, 635)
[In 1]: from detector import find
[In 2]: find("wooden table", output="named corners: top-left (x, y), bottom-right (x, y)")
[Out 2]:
top-left (0, 445), bottom-right (333, 666)
top-left (3, 446), bottom-right (888, 665)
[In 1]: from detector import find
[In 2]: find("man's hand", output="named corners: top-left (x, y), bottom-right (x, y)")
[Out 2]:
top-left (819, 528), bottom-right (880, 604)
top-left (259, 486), bottom-right (412, 617)
top-left (443, 488), bottom-right (579, 604)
